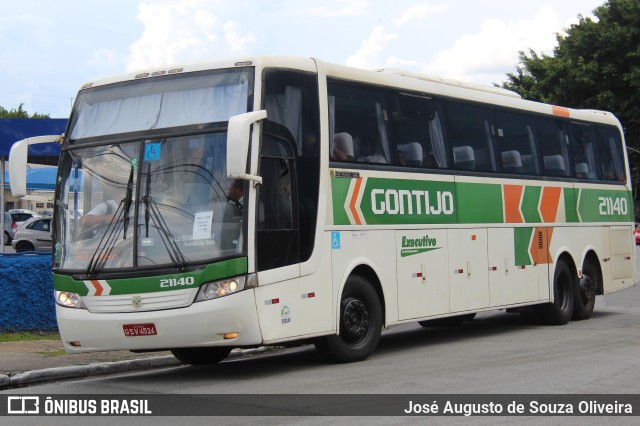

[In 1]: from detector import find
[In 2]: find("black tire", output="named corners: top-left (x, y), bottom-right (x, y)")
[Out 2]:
top-left (15, 241), bottom-right (34, 253)
top-left (171, 347), bottom-right (232, 366)
top-left (314, 275), bottom-right (382, 363)
top-left (3, 231), bottom-right (10, 246)
top-left (572, 261), bottom-right (598, 320)
top-left (536, 260), bottom-right (575, 325)
top-left (418, 313), bottom-right (476, 327)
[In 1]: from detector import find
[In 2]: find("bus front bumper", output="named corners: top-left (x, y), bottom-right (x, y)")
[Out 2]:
top-left (56, 289), bottom-right (262, 353)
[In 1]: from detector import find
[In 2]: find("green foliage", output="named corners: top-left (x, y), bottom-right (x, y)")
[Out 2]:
top-left (501, 0), bottom-right (640, 183)
top-left (0, 103), bottom-right (50, 119)
top-left (0, 332), bottom-right (60, 342)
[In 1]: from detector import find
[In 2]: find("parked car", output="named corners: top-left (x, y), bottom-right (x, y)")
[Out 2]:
top-left (3, 209), bottom-right (40, 245)
top-left (11, 216), bottom-right (52, 252)
top-left (635, 224), bottom-right (640, 245)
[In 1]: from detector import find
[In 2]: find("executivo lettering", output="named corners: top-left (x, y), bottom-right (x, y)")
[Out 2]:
top-left (400, 235), bottom-right (442, 257)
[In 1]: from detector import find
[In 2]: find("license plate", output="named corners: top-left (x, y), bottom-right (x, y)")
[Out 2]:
top-left (123, 323), bottom-right (157, 337)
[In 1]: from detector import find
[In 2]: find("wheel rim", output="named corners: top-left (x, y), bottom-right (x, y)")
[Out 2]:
top-left (340, 296), bottom-right (370, 344)
top-left (579, 271), bottom-right (596, 307)
top-left (580, 274), bottom-right (596, 299)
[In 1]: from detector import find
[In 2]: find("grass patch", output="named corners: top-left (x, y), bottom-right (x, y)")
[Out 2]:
top-left (0, 332), bottom-right (60, 343)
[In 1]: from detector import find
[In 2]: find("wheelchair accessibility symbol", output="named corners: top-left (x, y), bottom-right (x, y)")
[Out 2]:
top-left (331, 231), bottom-right (340, 250)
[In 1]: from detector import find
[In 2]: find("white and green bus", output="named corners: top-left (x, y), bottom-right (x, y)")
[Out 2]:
top-left (9, 56), bottom-right (635, 364)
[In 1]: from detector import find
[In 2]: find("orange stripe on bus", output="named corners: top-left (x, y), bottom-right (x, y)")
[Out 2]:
top-left (540, 186), bottom-right (562, 223)
top-left (349, 178), bottom-right (363, 225)
top-left (92, 279), bottom-right (104, 296)
top-left (530, 227), bottom-right (553, 265)
top-left (552, 106), bottom-right (570, 118)
top-left (503, 184), bottom-right (524, 223)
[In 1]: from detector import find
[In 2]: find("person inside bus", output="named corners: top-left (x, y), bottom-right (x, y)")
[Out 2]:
top-left (358, 137), bottom-right (387, 163)
top-left (80, 199), bottom-right (119, 226)
top-left (332, 132), bottom-right (354, 161)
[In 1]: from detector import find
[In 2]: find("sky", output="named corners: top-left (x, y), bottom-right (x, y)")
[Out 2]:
top-left (0, 0), bottom-right (606, 118)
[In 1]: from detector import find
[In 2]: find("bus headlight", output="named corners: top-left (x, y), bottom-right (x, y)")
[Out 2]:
top-left (195, 274), bottom-right (257, 302)
top-left (55, 291), bottom-right (84, 309)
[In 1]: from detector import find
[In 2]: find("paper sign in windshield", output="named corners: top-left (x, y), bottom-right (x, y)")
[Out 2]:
top-left (193, 211), bottom-right (214, 240)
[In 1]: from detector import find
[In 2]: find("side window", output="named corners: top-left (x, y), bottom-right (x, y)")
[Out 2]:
top-left (256, 131), bottom-right (299, 271)
top-left (258, 134), bottom-right (295, 231)
top-left (569, 122), bottom-right (599, 180)
top-left (31, 220), bottom-right (50, 232)
top-left (389, 93), bottom-right (449, 169)
top-left (536, 117), bottom-right (571, 177)
top-left (263, 70), bottom-right (320, 263)
top-left (328, 81), bottom-right (392, 164)
top-left (447, 101), bottom-right (497, 172)
top-left (595, 125), bottom-right (626, 182)
top-left (494, 110), bottom-right (539, 175)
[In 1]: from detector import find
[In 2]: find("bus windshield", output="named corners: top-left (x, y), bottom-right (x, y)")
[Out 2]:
top-left (54, 132), bottom-right (246, 273)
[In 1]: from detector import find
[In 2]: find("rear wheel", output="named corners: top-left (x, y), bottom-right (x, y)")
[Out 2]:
top-left (573, 261), bottom-right (598, 320)
top-left (3, 231), bottom-right (10, 246)
top-left (536, 260), bottom-right (574, 325)
top-left (314, 275), bottom-right (382, 363)
top-left (171, 347), bottom-right (232, 366)
top-left (15, 241), bottom-right (34, 253)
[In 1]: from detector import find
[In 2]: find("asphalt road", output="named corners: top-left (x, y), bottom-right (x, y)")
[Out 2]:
top-left (2, 252), bottom-right (640, 425)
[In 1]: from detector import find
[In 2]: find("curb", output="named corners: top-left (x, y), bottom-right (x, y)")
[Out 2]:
top-left (0, 347), bottom-right (271, 391)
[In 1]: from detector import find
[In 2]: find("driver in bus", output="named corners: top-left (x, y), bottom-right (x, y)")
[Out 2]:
top-left (80, 199), bottom-right (119, 226)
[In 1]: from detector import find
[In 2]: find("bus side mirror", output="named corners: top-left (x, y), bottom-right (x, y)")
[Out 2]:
top-left (8, 135), bottom-right (62, 198)
top-left (227, 110), bottom-right (267, 185)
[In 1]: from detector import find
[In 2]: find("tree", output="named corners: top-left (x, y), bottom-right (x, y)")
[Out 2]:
top-left (0, 103), bottom-right (50, 119)
top-left (501, 0), bottom-right (640, 188)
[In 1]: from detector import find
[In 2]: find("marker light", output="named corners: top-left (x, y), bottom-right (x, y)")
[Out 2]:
top-left (55, 291), bottom-right (83, 309)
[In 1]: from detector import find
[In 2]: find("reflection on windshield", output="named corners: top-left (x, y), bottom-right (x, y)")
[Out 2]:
top-left (54, 133), bottom-right (245, 272)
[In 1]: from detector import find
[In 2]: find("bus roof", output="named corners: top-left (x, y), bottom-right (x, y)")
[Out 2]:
top-left (75, 55), bottom-right (622, 129)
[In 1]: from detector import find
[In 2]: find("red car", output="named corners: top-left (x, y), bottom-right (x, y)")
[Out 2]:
top-left (635, 224), bottom-right (640, 245)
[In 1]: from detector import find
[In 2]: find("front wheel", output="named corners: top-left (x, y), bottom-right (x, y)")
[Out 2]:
top-left (536, 260), bottom-right (575, 325)
top-left (15, 241), bottom-right (35, 253)
top-left (171, 347), bottom-right (232, 366)
top-left (314, 275), bottom-right (382, 363)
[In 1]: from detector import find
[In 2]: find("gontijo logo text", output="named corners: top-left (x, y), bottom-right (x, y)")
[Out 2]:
top-left (335, 176), bottom-right (457, 226)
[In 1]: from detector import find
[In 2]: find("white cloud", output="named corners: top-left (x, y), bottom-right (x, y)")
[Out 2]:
top-left (393, 2), bottom-right (448, 27)
top-left (223, 21), bottom-right (256, 53)
top-left (346, 25), bottom-right (398, 69)
top-left (293, 0), bottom-right (369, 17)
top-left (127, 1), bottom-right (220, 71)
top-left (423, 5), bottom-right (564, 84)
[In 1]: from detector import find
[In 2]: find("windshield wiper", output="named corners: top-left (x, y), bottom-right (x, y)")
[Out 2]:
top-left (147, 197), bottom-right (187, 270)
top-left (122, 165), bottom-right (135, 240)
top-left (84, 202), bottom-right (125, 278)
top-left (143, 163), bottom-right (151, 238)
top-left (142, 163), bottom-right (187, 270)
top-left (84, 165), bottom-right (135, 278)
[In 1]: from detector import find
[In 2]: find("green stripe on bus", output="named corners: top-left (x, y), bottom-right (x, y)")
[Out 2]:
top-left (514, 227), bottom-right (534, 266)
top-left (564, 188), bottom-right (579, 223)
top-left (53, 257), bottom-right (248, 296)
top-left (455, 182), bottom-right (503, 224)
top-left (521, 186), bottom-right (542, 223)
top-left (331, 177), bottom-right (351, 225)
top-left (577, 188), bottom-right (633, 222)
top-left (331, 175), bottom-right (632, 226)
